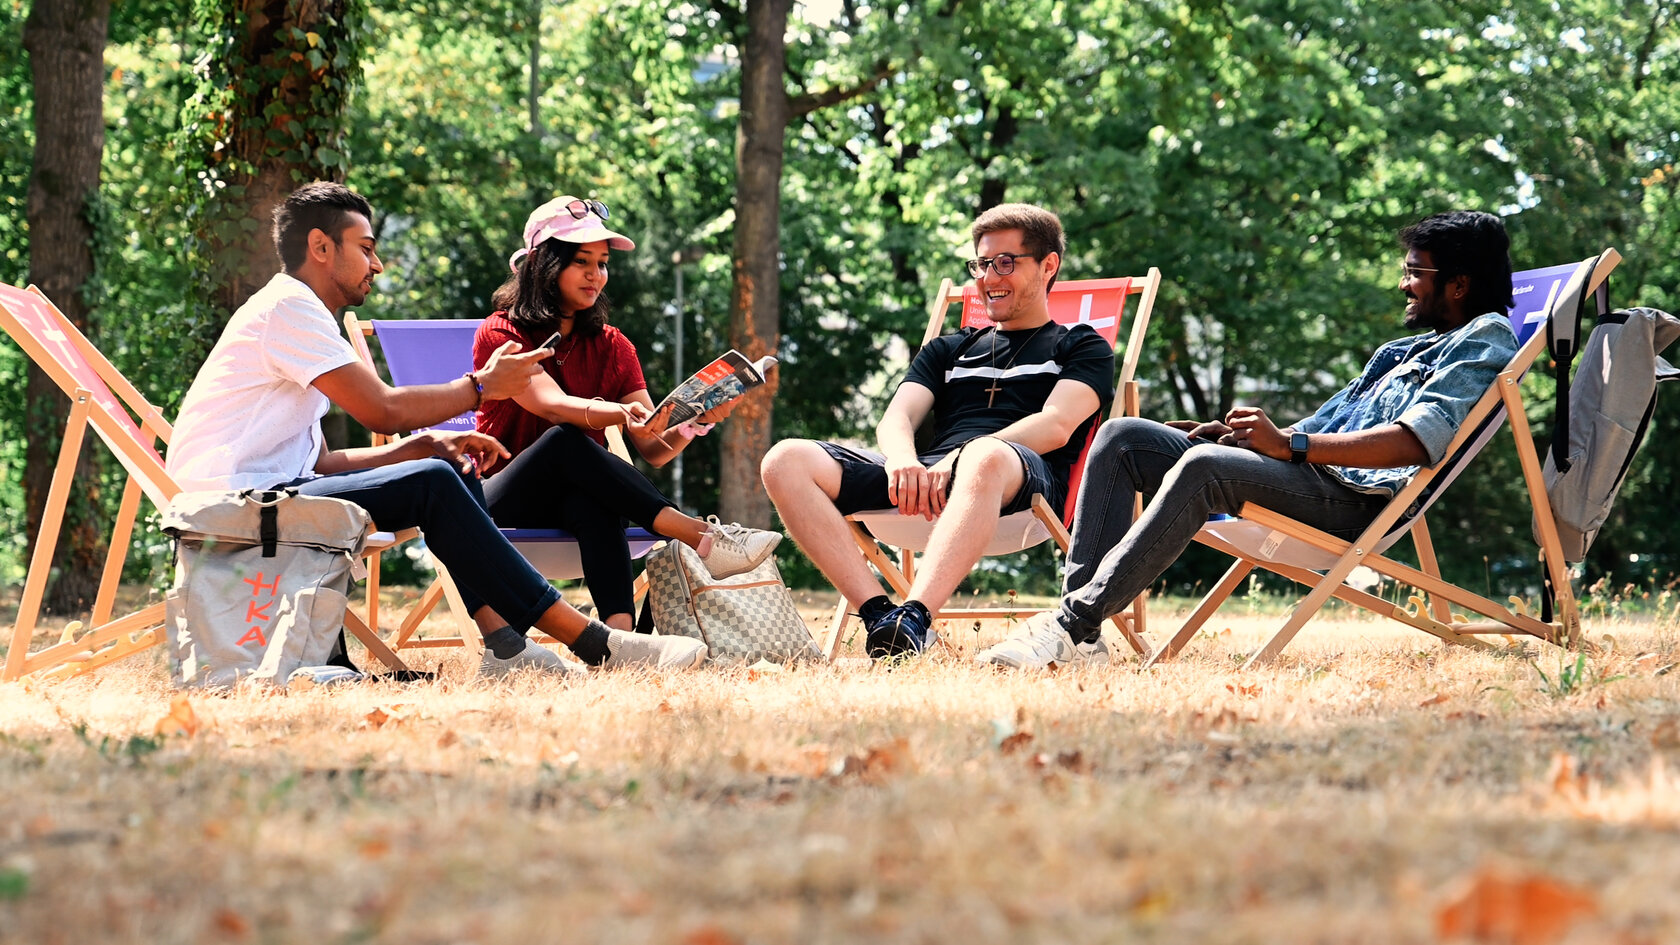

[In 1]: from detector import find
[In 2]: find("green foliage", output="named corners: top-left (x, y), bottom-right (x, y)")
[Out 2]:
top-left (3, 0), bottom-right (1680, 603)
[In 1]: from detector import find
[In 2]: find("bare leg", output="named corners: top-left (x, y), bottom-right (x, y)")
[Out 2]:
top-left (761, 439), bottom-right (887, 605)
top-left (904, 438), bottom-right (1024, 612)
top-left (652, 506), bottom-right (710, 549)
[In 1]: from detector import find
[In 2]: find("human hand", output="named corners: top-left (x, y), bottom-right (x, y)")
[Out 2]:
top-left (477, 340), bottom-right (551, 401)
top-left (1166, 418), bottom-right (1233, 442)
top-left (696, 398), bottom-right (740, 425)
top-left (1223, 407), bottom-right (1287, 459)
top-left (884, 453), bottom-right (932, 517)
top-left (588, 399), bottom-right (650, 430)
top-left (429, 430), bottom-right (510, 477)
top-left (924, 452), bottom-right (959, 519)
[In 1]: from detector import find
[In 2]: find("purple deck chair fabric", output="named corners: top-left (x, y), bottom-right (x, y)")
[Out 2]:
top-left (368, 319), bottom-right (661, 577)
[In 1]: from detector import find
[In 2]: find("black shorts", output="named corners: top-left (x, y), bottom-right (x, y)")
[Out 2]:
top-left (819, 439), bottom-right (1063, 517)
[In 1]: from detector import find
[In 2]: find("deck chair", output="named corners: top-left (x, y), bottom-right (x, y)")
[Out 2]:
top-left (1145, 251), bottom-right (1620, 669)
top-left (0, 283), bottom-right (412, 681)
top-left (342, 315), bottom-right (663, 653)
top-left (825, 272), bottom-right (1162, 659)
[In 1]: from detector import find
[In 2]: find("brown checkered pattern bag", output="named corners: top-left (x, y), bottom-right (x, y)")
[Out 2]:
top-left (644, 540), bottom-right (819, 665)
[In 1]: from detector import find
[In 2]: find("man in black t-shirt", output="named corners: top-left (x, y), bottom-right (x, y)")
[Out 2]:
top-left (761, 204), bottom-right (1115, 659)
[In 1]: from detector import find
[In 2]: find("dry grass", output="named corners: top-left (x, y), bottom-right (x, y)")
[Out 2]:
top-left (2, 587), bottom-right (1680, 944)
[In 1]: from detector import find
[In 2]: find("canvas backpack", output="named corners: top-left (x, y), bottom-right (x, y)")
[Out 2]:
top-left (162, 489), bottom-right (374, 689)
top-left (1534, 294), bottom-right (1680, 567)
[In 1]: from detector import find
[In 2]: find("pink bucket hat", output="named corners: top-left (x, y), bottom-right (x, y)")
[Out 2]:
top-left (508, 195), bottom-right (635, 271)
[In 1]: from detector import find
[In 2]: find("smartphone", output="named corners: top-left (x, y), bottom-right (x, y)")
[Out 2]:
top-left (538, 331), bottom-right (563, 350)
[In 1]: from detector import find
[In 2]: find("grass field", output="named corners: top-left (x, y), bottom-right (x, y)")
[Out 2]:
top-left (1, 586), bottom-right (1678, 944)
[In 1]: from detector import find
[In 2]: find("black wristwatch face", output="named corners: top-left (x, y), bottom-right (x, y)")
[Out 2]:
top-left (1290, 431), bottom-right (1309, 463)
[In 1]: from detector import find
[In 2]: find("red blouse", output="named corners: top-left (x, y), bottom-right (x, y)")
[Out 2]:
top-left (473, 312), bottom-right (648, 458)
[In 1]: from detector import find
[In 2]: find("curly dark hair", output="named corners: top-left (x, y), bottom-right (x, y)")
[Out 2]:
top-left (272, 182), bottom-right (373, 272)
top-left (1399, 211), bottom-right (1514, 318)
top-left (490, 238), bottom-right (611, 336)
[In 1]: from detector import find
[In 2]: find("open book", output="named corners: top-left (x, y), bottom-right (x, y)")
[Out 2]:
top-left (645, 349), bottom-right (776, 435)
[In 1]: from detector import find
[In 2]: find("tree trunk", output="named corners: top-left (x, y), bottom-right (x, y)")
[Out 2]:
top-left (22, 0), bottom-right (112, 614)
top-left (191, 0), bottom-right (360, 340)
top-left (718, 0), bottom-right (792, 528)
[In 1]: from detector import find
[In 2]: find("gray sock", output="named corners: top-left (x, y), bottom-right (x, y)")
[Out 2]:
top-left (482, 626), bottom-right (527, 659)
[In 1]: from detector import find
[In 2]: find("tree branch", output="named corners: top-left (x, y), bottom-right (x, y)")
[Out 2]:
top-left (789, 61), bottom-right (893, 116)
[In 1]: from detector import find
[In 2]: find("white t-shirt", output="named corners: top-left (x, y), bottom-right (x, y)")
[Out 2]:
top-left (167, 273), bottom-right (360, 491)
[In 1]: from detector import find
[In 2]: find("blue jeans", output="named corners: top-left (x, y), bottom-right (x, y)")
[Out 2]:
top-left (1057, 418), bottom-right (1389, 641)
top-left (286, 459), bottom-right (562, 631)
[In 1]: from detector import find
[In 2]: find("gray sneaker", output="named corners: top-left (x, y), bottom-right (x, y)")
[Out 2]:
top-left (699, 517), bottom-right (782, 578)
top-left (479, 638), bottom-right (587, 679)
top-left (975, 612), bottom-right (1110, 671)
top-left (603, 629), bottom-right (708, 670)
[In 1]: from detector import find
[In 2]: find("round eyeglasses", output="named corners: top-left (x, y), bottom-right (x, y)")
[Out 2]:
top-left (966, 251), bottom-right (1041, 278)
top-left (567, 199), bottom-right (611, 221)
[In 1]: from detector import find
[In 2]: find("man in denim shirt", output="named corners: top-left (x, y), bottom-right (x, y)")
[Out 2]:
top-left (978, 211), bottom-right (1520, 670)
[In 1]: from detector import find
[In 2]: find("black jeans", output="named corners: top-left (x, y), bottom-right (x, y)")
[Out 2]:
top-left (288, 458), bottom-right (561, 630)
top-left (483, 424), bottom-right (677, 618)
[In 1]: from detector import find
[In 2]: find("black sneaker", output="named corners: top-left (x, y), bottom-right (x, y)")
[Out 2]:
top-left (866, 601), bottom-right (932, 660)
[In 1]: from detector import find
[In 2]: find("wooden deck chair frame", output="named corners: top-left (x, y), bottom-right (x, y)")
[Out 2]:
top-left (1144, 250), bottom-right (1620, 669)
top-left (342, 314), bottom-right (661, 655)
top-left (824, 271), bottom-right (1162, 659)
top-left (0, 283), bottom-right (412, 681)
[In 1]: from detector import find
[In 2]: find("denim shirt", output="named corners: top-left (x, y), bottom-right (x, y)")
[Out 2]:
top-left (1293, 312), bottom-right (1518, 497)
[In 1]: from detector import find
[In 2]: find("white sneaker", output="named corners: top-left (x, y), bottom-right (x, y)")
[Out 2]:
top-left (698, 517), bottom-right (782, 578)
top-left (479, 639), bottom-right (587, 679)
top-left (975, 612), bottom-right (1110, 671)
top-left (603, 629), bottom-right (708, 670)
top-left (286, 664), bottom-right (366, 691)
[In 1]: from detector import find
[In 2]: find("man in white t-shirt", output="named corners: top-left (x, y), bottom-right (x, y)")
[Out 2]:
top-left (168, 182), bottom-right (707, 676)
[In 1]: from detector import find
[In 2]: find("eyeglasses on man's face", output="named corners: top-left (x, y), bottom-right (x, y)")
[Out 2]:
top-left (966, 251), bottom-right (1042, 278)
top-left (567, 199), bottom-right (611, 221)
top-left (1400, 263), bottom-right (1440, 282)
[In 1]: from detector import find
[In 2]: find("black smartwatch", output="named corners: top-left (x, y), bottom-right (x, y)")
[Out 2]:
top-left (1289, 431), bottom-right (1310, 464)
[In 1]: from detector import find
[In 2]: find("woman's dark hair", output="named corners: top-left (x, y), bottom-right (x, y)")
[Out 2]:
top-left (1399, 210), bottom-right (1513, 318)
top-left (490, 238), bottom-right (611, 336)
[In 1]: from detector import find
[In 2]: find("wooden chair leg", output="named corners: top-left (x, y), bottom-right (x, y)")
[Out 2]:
top-left (1146, 560), bottom-right (1253, 667)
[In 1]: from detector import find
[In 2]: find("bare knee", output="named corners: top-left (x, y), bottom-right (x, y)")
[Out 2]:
top-left (761, 439), bottom-right (832, 501)
top-left (952, 437), bottom-right (1022, 497)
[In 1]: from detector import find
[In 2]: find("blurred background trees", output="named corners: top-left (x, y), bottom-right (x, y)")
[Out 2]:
top-left (3, 0), bottom-right (1678, 605)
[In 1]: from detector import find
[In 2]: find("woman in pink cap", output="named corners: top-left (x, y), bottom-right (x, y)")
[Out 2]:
top-left (470, 195), bottom-right (779, 632)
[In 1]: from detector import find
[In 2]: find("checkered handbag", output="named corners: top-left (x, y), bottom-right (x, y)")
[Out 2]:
top-left (644, 539), bottom-right (820, 665)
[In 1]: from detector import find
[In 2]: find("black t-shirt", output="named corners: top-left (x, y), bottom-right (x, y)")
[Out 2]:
top-left (902, 322), bottom-right (1115, 482)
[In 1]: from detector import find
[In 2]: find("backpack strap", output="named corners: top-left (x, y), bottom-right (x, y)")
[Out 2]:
top-left (1546, 255), bottom-right (1611, 472)
top-left (240, 488), bottom-right (299, 558)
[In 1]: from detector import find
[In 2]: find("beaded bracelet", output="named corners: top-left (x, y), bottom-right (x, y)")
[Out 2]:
top-left (463, 371), bottom-right (483, 408)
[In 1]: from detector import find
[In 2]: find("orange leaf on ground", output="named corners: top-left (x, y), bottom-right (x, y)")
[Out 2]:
top-left (154, 694), bottom-right (202, 737)
top-left (834, 737), bottom-right (916, 784)
top-left (365, 704), bottom-right (412, 728)
top-left (213, 908), bottom-right (251, 938)
top-left (1226, 682), bottom-right (1262, 698)
top-left (998, 731), bottom-right (1034, 755)
top-left (1435, 865), bottom-right (1599, 945)
top-left (681, 925), bottom-right (742, 945)
top-left (1418, 692), bottom-right (1450, 707)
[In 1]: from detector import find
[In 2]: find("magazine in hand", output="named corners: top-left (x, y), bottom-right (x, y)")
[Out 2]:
top-left (645, 349), bottom-right (776, 435)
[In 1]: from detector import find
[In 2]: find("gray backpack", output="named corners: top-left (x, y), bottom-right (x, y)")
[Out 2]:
top-left (1536, 304), bottom-right (1680, 564)
top-left (162, 489), bottom-right (373, 688)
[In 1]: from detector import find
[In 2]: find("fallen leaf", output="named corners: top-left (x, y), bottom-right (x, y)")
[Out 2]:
top-left (1435, 865), bottom-right (1599, 945)
top-left (213, 908), bottom-right (251, 938)
top-left (364, 703), bottom-right (413, 729)
top-left (998, 731), bottom-right (1034, 755)
top-left (437, 729), bottom-right (459, 748)
top-left (1226, 682), bottom-right (1262, 698)
top-left (1547, 752), bottom-right (1592, 807)
top-left (680, 924), bottom-right (743, 945)
top-left (832, 737), bottom-right (915, 784)
top-left (1418, 692), bottom-right (1450, 708)
top-left (1651, 718), bottom-right (1680, 749)
top-left (154, 694), bottom-right (202, 737)
top-left (656, 701), bottom-right (675, 714)
top-left (746, 659), bottom-right (784, 681)
top-left (1056, 750), bottom-right (1091, 774)
top-left (357, 836), bottom-right (391, 860)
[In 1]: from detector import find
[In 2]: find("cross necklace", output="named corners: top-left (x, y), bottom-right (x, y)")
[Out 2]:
top-left (983, 322), bottom-right (1051, 407)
